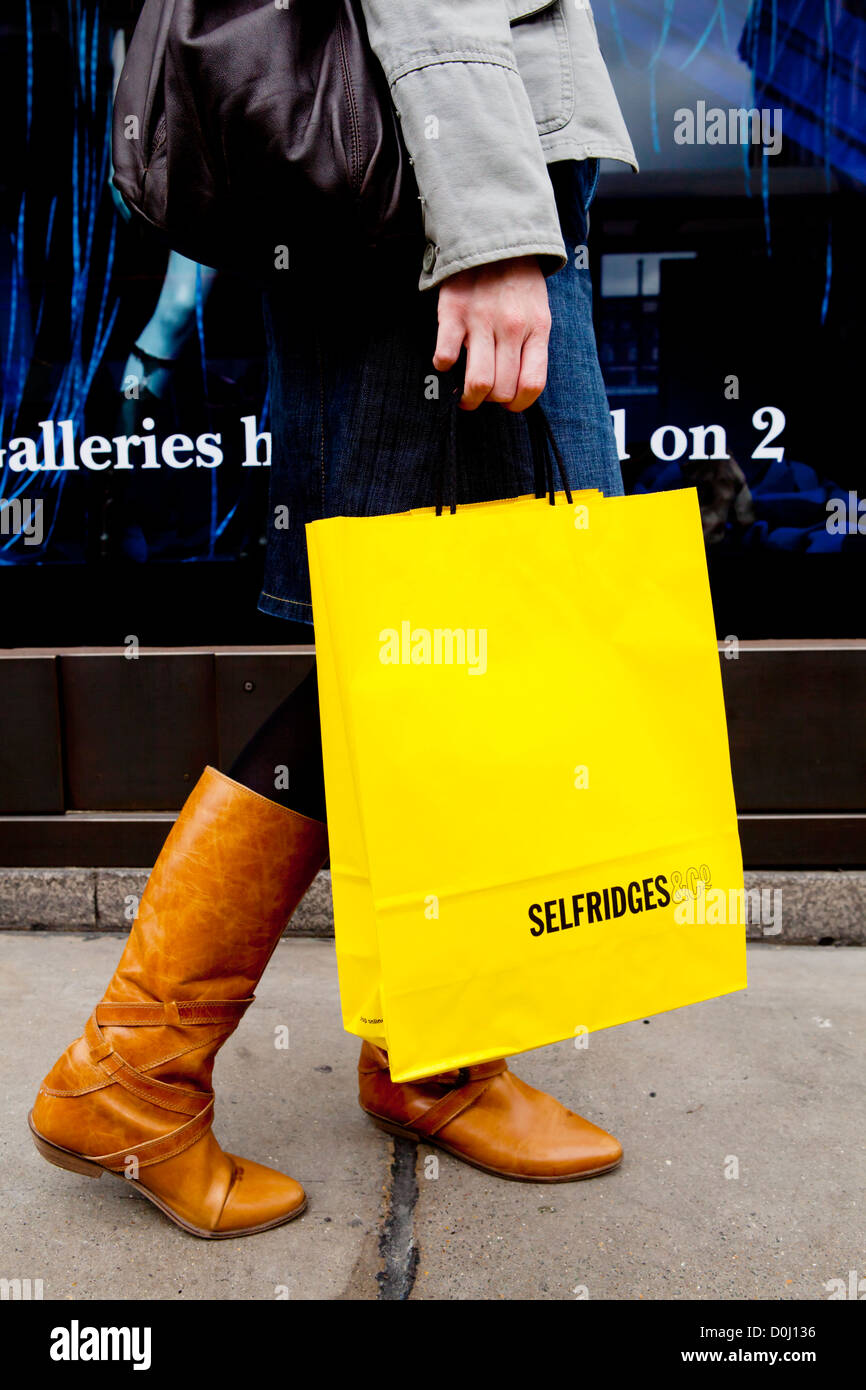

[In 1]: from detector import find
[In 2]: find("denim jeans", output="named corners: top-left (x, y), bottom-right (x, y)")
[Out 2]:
top-left (259, 158), bottom-right (622, 625)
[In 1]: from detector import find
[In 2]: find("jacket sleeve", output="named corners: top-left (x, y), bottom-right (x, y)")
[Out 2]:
top-left (357, 0), bottom-right (567, 290)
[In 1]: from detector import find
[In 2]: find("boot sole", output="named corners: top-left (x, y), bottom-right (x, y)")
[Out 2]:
top-left (363, 1109), bottom-right (623, 1183)
top-left (28, 1113), bottom-right (307, 1239)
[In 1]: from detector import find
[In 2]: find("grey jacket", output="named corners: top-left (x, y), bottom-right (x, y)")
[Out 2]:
top-left (358, 0), bottom-right (637, 290)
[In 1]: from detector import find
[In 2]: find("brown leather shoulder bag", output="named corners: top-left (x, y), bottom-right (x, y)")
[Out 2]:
top-left (112, 0), bottom-right (418, 278)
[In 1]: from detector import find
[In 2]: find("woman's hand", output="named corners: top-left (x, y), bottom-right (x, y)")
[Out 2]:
top-left (434, 255), bottom-right (551, 413)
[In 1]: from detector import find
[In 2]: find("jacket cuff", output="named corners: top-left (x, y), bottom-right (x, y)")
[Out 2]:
top-left (419, 238), bottom-right (567, 291)
top-left (388, 53), bottom-right (567, 290)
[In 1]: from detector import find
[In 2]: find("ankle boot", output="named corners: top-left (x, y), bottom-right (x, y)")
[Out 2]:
top-left (30, 767), bottom-right (328, 1238)
top-left (359, 1043), bottom-right (622, 1182)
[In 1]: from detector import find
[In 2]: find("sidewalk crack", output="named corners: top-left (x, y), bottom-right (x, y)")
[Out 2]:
top-left (377, 1137), bottom-right (419, 1300)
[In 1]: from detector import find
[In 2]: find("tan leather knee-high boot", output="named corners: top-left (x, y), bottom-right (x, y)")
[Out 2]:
top-left (30, 767), bottom-right (328, 1238)
top-left (358, 1044), bottom-right (622, 1182)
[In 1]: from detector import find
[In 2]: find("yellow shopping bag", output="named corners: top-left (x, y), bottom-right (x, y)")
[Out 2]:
top-left (307, 484), bottom-right (745, 1083)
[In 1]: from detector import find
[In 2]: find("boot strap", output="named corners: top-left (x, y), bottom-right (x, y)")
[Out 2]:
top-left (360, 1046), bottom-right (507, 1137)
top-left (91, 1099), bottom-right (216, 1173)
top-left (79, 1005), bottom-right (248, 1170)
top-left (95, 999), bottom-right (253, 1026)
top-left (411, 1059), bottom-right (508, 1138)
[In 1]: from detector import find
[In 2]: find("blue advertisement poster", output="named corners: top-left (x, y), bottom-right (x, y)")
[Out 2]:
top-left (1, 2), bottom-right (863, 636)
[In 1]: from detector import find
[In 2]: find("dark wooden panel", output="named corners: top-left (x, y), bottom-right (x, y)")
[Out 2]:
top-left (2, 812), bottom-right (862, 871)
top-left (738, 815), bottom-right (866, 867)
top-left (0, 643), bottom-right (862, 863)
top-left (721, 648), bottom-right (866, 812)
top-left (0, 656), bottom-right (64, 814)
top-left (59, 654), bottom-right (217, 810)
top-left (0, 814), bottom-right (175, 867)
top-left (215, 651), bottom-right (315, 770)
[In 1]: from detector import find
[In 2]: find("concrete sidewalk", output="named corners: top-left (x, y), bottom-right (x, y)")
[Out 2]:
top-left (1, 934), bottom-right (863, 1301)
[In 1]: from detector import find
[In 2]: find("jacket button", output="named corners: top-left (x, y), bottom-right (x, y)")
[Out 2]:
top-left (422, 242), bottom-right (437, 273)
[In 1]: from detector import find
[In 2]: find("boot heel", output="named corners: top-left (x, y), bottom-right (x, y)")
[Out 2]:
top-left (28, 1115), bottom-right (104, 1179)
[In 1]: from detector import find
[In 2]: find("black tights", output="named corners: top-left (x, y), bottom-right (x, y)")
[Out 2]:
top-left (229, 663), bottom-right (327, 823)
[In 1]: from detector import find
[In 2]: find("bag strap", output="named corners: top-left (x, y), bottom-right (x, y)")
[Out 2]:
top-left (433, 364), bottom-right (573, 516)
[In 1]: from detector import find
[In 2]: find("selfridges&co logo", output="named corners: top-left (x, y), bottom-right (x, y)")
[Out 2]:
top-left (528, 874), bottom-right (672, 935)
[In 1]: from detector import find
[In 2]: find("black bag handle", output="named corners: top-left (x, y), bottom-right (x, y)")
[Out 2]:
top-left (433, 372), bottom-right (573, 516)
